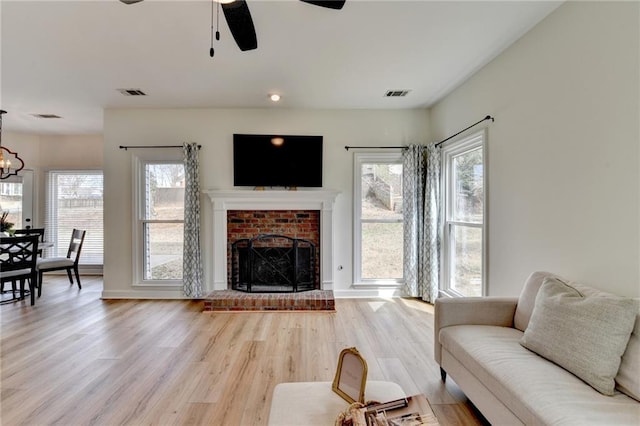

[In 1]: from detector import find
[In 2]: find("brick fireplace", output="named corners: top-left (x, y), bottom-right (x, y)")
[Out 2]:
top-left (227, 210), bottom-right (320, 292)
top-left (204, 189), bottom-right (340, 292)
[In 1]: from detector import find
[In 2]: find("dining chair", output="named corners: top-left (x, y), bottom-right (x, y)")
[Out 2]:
top-left (13, 228), bottom-right (46, 242)
top-left (13, 228), bottom-right (46, 257)
top-left (0, 235), bottom-right (40, 305)
top-left (36, 229), bottom-right (86, 297)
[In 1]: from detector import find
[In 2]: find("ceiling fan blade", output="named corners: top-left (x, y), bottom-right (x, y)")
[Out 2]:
top-left (221, 0), bottom-right (258, 52)
top-left (299, 0), bottom-right (346, 10)
top-left (119, 0), bottom-right (144, 4)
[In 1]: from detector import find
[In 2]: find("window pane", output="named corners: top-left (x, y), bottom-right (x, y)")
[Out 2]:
top-left (450, 225), bottom-right (482, 297)
top-left (0, 181), bottom-right (22, 229)
top-left (144, 222), bottom-right (183, 280)
top-left (452, 147), bottom-right (483, 222)
top-left (361, 163), bottom-right (403, 220)
top-left (145, 164), bottom-right (185, 220)
top-left (361, 222), bottom-right (403, 279)
top-left (46, 172), bottom-right (103, 264)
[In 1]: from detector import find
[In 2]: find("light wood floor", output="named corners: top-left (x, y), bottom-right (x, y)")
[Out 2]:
top-left (1, 276), bottom-right (487, 425)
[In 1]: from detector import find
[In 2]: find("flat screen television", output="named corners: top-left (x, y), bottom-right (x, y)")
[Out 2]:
top-left (233, 134), bottom-right (323, 188)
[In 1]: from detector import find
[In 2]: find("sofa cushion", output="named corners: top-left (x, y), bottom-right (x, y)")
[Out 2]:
top-left (571, 283), bottom-right (640, 402)
top-left (569, 282), bottom-right (640, 401)
top-left (440, 325), bottom-right (640, 425)
top-left (520, 277), bottom-right (637, 395)
top-left (512, 271), bottom-right (640, 400)
top-left (615, 313), bottom-right (640, 401)
top-left (514, 271), bottom-right (564, 332)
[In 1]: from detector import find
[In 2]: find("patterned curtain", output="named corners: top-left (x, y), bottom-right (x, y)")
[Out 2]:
top-left (424, 143), bottom-right (442, 301)
top-left (403, 143), bottom-right (441, 302)
top-left (183, 142), bottom-right (203, 298)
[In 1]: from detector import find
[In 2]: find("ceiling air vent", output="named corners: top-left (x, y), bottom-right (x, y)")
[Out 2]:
top-left (32, 114), bottom-right (62, 119)
top-left (118, 88), bottom-right (147, 96)
top-left (384, 90), bottom-right (411, 97)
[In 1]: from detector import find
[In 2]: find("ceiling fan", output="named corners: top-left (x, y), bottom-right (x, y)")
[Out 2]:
top-left (119, 0), bottom-right (346, 53)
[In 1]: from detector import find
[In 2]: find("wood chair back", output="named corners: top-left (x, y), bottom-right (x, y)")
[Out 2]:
top-left (0, 235), bottom-right (40, 305)
top-left (67, 229), bottom-right (86, 265)
top-left (0, 235), bottom-right (40, 273)
top-left (13, 228), bottom-right (46, 242)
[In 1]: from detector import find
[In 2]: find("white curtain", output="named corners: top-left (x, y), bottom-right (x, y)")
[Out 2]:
top-left (403, 143), bottom-right (441, 302)
top-left (182, 143), bottom-right (203, 298)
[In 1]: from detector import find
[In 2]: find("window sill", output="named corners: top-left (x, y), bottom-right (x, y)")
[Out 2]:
top-left (438, 289), bottom-right (467, 298)
top-left (133, 281), bottom-right (183, 288)
top-left (353, 280), bottom-right (403, 288)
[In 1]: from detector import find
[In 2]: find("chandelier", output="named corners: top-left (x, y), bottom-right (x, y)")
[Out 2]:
top-left (0, 110), bottom-right (25, 180)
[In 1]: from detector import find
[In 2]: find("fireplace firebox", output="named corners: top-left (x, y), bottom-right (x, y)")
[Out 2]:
top-left (231, 234), bottom-right (317, 293)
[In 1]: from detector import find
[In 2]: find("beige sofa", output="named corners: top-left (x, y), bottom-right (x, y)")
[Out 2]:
top-left (434, 271), bottom-right (640, 425)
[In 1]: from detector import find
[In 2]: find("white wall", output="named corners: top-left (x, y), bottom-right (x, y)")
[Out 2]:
top-left (7, 132), bottom-right (103, 170)
top-left (430, 2), bottom-right (640, 297)
top-left (102, 108), bottom-right (430, 298)
top-left (5, 132), bottom-right (103, 226)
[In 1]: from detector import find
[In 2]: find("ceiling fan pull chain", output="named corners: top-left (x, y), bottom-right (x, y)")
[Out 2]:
top-left (216, 1), bottom-right (221, 41)
top-left (214, 0), bottom-right (220, 58)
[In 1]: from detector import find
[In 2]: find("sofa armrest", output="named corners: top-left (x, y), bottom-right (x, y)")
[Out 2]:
top-left (434, 297), bottom-right (518, 365)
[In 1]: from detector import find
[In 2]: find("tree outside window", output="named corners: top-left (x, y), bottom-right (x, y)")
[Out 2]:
top-left (142, 163), bottom-right (185, 281)
top-left (443, 132), bottom-right (485, 297)
top-left (354, 152), bottom-right (404, 285)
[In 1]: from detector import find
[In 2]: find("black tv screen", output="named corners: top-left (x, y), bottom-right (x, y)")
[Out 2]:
top-left (233, 134), bottom-right (323, 188)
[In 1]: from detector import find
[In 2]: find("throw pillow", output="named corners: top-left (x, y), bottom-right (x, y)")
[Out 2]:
top-left (520, 277), bottom-right (637, 395)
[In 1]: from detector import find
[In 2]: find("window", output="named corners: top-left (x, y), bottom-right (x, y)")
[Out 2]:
top-left (0, 170), bottom-right (34, 229)
top-left (442, 131), bottom-right (485, 296)
top-left (45, 171), bottom-right (103, 265)
top-left (134, 160), bottom-right (185, 285)
top-left (1, 176), bottom-right (24, 227)
top-left (353, 152), bottom-right (404, 285)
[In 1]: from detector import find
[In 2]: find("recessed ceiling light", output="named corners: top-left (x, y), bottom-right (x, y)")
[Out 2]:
top-left (269, 94), bottom-right (281, 102)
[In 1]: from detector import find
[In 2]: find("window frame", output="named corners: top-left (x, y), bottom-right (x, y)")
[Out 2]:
top-left (441, 130), bottom-right (487, 297)
top-left (45, 169), bottom-right (103, 269)
top-left (353, 151), bottom-right (405, 287)
top-left (132, 156), bottom-right (184, 287)
top-left (0, 170), bottom-right (33, 228)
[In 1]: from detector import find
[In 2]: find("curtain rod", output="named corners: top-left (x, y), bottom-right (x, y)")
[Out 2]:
top-left (434, 115), bottom-right (494, 148)
top-left (343, 146), bottom-right (408, 151)
top-left (343, 115), bottom-right (494, 151)
top-left (119, 144), bottom-right (201, 150)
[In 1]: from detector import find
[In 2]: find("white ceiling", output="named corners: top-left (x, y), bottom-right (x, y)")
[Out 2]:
top-left (1, 0), bottom-right (562, 135)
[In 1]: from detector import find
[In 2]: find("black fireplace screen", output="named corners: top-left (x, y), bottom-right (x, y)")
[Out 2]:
top-left (231, 234), bottom-right (317, 293)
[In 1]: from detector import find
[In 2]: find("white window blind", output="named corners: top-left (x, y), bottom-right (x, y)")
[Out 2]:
top-left (45, 170), bottom-right (104, 265)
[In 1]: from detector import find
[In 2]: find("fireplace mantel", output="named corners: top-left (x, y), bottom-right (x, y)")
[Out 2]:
top-left (204, 189), bottom-right (340, 291)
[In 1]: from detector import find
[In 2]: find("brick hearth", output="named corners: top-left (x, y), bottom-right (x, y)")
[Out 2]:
top-left (203, 289), bottom-right (335, 312)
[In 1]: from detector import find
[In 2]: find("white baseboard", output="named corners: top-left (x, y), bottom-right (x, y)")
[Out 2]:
top-left (102, 288), bottom-right (403, 299)
top-left (101, 289), bottom-right (193, 300)
top-left (45, 269), bottom-right (103, 276)
top-left (334, 288), bottom-right (404, 298)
